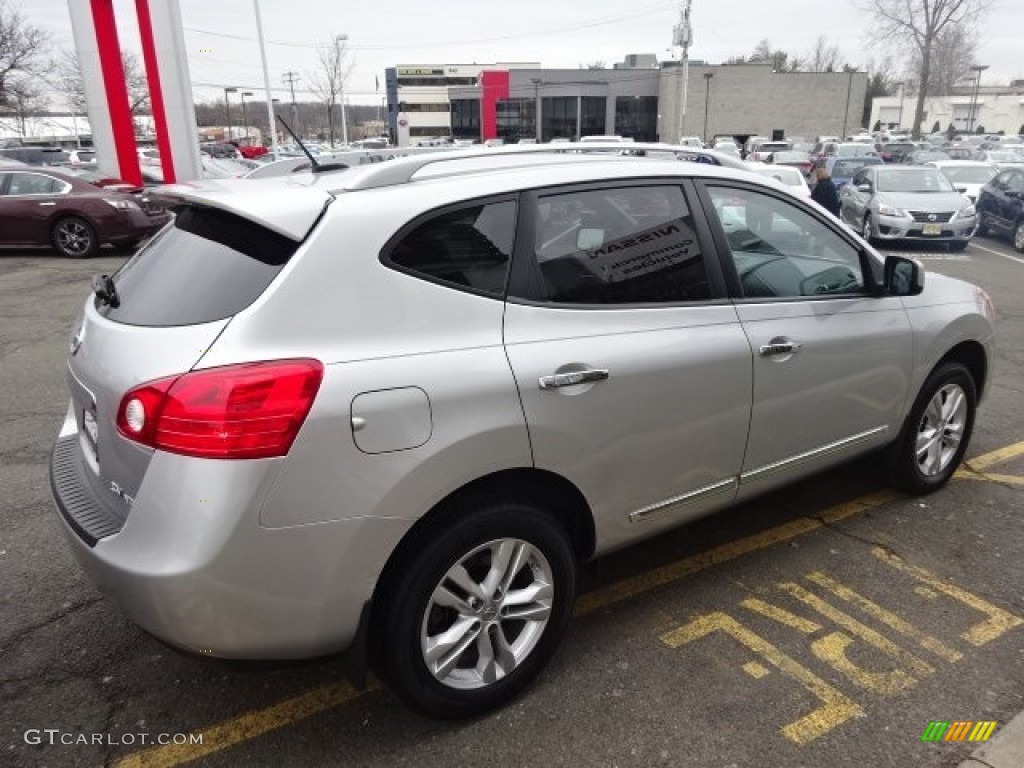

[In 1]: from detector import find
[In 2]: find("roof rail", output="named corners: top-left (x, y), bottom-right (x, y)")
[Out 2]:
top-left (339, 142), bottom-right (746, 191)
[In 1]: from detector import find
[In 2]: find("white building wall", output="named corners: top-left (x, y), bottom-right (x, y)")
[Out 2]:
top-left (871, 91), bottom-right (1024, 135)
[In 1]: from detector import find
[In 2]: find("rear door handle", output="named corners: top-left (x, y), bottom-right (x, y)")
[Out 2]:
top-left (759, 339), bottom-right (803, 356)
top-left (538, 368), bottom-right (609, 390)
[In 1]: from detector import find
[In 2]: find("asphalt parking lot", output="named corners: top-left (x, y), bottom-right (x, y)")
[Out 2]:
top-left (2, 235), bottom-right (1023, 768)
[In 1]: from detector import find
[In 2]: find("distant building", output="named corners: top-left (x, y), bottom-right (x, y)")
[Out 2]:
top-left (385, 63), bottom-right (539, 146)
top-left (871, 84), bottom-right (1024, 135)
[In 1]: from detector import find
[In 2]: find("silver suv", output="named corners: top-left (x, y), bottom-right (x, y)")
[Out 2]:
top-left (51, 146), bottom-right (995, 718)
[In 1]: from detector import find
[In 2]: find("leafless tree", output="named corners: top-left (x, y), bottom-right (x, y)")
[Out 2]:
top-left (0, 0), bottom-right (48, 109)
top-left (307, 38), bottom-right (353, 146)
top-left (908, 24), bottom-right (978, 96)
top-left (53, 48), bottom-right (150, 116)
top-left (806, 36), bottom-right (842, 72)
top-left (866, 0), bottom-right (988, 137)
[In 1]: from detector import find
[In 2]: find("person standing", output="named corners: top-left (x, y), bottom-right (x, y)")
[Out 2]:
top-left (810, 164), bottom-right (841, 217)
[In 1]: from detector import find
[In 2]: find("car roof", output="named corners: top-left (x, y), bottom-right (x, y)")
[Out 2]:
top-left (927, 160), bottom-right (993, 167)
top-left (152, 148), bottom-right (769, 240)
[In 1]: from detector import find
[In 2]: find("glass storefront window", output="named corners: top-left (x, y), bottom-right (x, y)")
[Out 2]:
top-left (615, 96), bottom-right (658, 142)
top-left (581, 97), bottom-right (606, 137)
top-left (541, 97), bottom-right (578, 142)
top-left (451, 99), bottom-right (481, 140)
top-left (496, 99), bottom-right (536, 143)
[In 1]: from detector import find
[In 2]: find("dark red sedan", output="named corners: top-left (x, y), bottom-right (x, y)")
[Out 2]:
top-left (0, 166), bottom-right (171, 257)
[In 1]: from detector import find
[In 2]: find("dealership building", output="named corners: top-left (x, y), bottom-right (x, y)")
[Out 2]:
top-left (386, 57), bottom-right (869, 146)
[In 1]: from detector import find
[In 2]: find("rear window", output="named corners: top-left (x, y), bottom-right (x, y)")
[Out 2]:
top-left (99, 206), bottom-right (299, 327)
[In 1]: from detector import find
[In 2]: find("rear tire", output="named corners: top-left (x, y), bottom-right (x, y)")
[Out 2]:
top-left (886, 361), bottom-right (976, 495)
top-left (377, 500), bottom-right (576, 719)
top-left (51, 216), bottom-right (98, 258)
top-left (1014, 221), bottom-right (1024, 253)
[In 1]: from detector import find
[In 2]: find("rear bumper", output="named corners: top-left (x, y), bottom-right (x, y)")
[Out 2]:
top-left (103, 209), bottom-right (170, 244)
top-left (49, 424), bottom-right (412, 659)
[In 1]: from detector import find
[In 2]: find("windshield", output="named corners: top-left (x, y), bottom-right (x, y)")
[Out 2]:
top-left (940, 166), bottom-right (997, 184)
top-left (877, 169), bottom-right (956, 193)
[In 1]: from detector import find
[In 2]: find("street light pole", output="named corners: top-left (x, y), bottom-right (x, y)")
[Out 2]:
top-left (673, 0), bottom-right (692, 142)
top-left (896, 82), bottom-right (904, 130)
top-left (223, 87), bottom-right (237, 141)
top-left (253, 0), bottom-right (279, 156)
top-left (240, 92), bottom-right (252, 141)
top-left (531, 78), bottom-right (542, 142)
top-left (968, 64), bottom-right (989, 134)
top-left (335, 34), bottom-right (349, 146)
top-left (702, 72), bottom-right (713, 144)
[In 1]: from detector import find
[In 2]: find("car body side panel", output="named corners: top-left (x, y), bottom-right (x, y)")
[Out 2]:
top-left (504, 303), bottom-right (753, 555)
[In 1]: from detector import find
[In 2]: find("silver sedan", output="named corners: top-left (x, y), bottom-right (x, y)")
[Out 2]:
top-left (840, 165), bottom-right (978, 250)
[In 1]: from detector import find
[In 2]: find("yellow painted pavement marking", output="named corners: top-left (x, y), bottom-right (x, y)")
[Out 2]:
top-left (660, 612), bottom-right (862, 745)
top-left (115, 680), bottom-right (378, 768)
top-left (957, 469), bottom-right (1024, 486)
top-left (809, 631), bottom-right (918, 695)
top-left (742, 661), bottom-right (771, 679)
top-left (740, 598), bottom-right (822, 634)
top-left (112, 442), bottom-right (1024, 767)
top-left (777, 582), bottom-right (934, 678)
top-left (804, 572), bottom-right (963, 663)
top-left (872, 548), bottom-right (1024, 647)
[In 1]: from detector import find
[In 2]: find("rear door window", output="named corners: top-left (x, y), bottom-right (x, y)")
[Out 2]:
top-left (99, 206), bottom-right (300, 327)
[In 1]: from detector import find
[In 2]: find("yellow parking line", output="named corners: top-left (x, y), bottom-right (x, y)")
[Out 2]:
top-left (112, 443), bottom-right (1022, 768)
top-left (965, 441), bottom-right (1024, 472)
top-left (114, 680), bottom-right (377, 768)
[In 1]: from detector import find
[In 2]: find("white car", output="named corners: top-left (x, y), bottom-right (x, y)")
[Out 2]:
top-left (746, 162), bottom-right (811, 198)
top-left (925, 160), bottom-right (998, 204)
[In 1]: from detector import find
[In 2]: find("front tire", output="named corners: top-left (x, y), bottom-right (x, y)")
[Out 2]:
top-left (862, 215), bottom-right (875, 245)
top-left (1014, 221), bottom-right (1024, 253)
top-left (887, 361), bottom-right (976, 495)
top-left (378, 500), bottom-right (577, 719)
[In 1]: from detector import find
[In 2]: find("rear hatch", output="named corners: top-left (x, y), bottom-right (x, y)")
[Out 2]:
top-left (61, 187), bottom-right (331, 536)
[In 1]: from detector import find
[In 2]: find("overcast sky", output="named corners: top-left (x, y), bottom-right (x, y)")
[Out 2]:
top-left (17, 0), bottom-right (1024, 107)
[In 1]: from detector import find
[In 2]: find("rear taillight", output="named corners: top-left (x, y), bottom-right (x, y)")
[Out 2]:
top-left (116, 359), bottom-right (324, 459)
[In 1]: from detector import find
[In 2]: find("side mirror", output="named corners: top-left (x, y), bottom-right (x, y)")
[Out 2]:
top-left (1006, 189), bottom-right (1021, 199)
top-left (577, 227), bottom-right (605, 250)
top-left (884, 255), bottom-right (925, 296)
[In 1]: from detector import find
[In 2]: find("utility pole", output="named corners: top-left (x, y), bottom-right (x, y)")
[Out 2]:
top-left (672, 0), bottom-right (693, 143)
top-left (282, 71), bottom-right (300, 136)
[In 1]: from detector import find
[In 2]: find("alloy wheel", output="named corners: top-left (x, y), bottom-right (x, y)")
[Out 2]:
top-left (1014, 222), bottom-right (1024, 252)
top-left (420, 538), bottom-right (554, 690)
top-left (55, 220), bottom-right (93, 257)
top-left (915, 383), bottom-right (967, 477)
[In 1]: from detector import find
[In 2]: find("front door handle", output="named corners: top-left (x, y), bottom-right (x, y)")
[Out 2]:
top-left (38, 201), bottom-right (56, 206)
top-left (759, 338), bottom-right (803, 356)
top-left (538, 368), bottom-right (609, 390)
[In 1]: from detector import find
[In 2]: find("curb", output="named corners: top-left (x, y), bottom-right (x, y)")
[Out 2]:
top-left (957, 710), bottom-right (1024, 767)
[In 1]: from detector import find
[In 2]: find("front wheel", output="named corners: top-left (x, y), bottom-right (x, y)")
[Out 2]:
top-left (377, 501), bottom-right (577, 718)
top-left (887, 361), bottom-right (977, 495)
top-left (1014, 221), bottom-right (1024, 253)
top-left (862, 215), bottom-right (875, 245)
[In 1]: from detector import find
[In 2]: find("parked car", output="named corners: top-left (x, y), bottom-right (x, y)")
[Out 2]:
top-left (810, 140), bottom-right (841, 164)
top-left (766, 150), bottom-right (813, 176)
top-left (907, 149), bottom-right (952, 165)
top-left (49, 147), bottom-right (995, 721)
top-left (834, 142), bottom-right (880, 159)
top-left (976, 166), bottom-right (1024, 251)
top-left (0, 167), bottom-right (170, 257)
top-left (0, 146), bottom-right (72, 166)
top-left (879, 142), bottom-right (919, 163)
top-left (67, 149), bottom-right (97, 165)
top-left (839, 165), bottom-right (977, 250)
top-left (978, 150), bottom-right (1024, 170)
top-left (748, 141), bottom-right (791, 163)
top-left (926, 160), bottom-right (997, 204)
top-left (745, 161), bottom-right (811, 197)
top-left (825, 155), bottom-right (884, 189)
top-left (945, 146), bottom-right (985, 161)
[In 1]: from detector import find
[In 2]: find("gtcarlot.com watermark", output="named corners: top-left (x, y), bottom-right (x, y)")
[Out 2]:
top-left (24, 729), bottom-right (203, 746)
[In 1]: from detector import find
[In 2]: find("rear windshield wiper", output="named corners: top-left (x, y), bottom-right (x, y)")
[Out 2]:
top-left (92, 274), bottom-right (120, 308)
